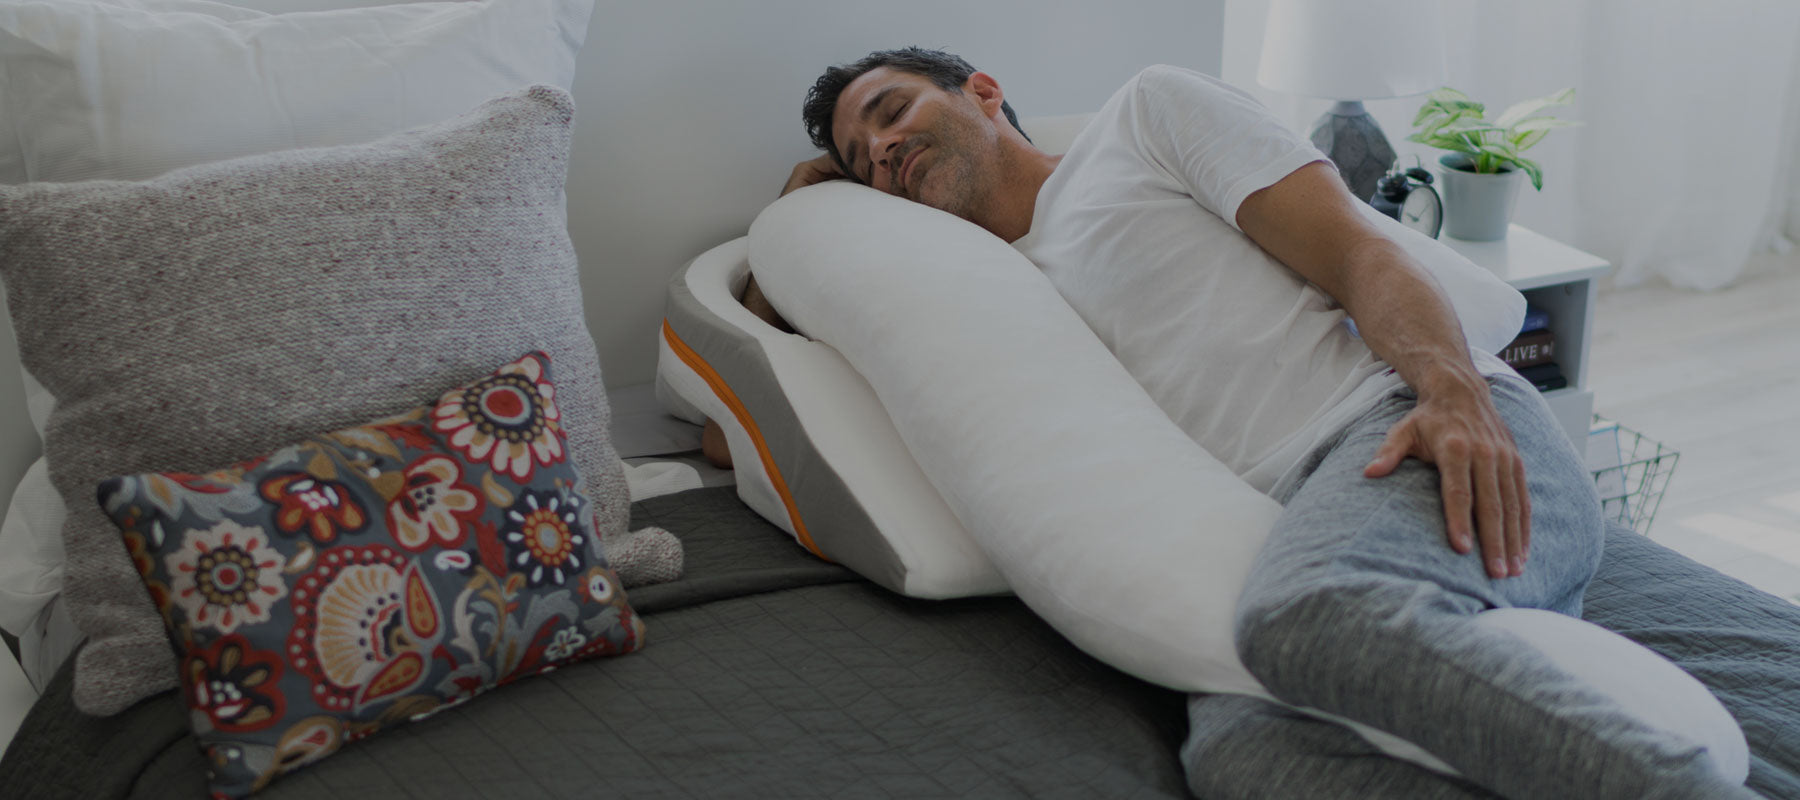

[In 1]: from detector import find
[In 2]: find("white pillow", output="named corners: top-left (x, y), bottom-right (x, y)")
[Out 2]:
top-left (1020, 112), bottom-right (1527, 359)
top-left (0, 459), bottom-right (63, 636)
top-left (747, 181), bottom-right (1747, 780)
top-left (752, 181), bottom-right (1282, 697)
top-left (0, 0), bottom-right (593, 184)
top-left (0, 0), bottom-right (594, 651)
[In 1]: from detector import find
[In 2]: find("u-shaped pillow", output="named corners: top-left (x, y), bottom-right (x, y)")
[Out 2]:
top-left (730, 180), bottom-right (1746, 783)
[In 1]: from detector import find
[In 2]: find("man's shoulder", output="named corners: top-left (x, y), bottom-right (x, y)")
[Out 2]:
top-left (1126, 64), bottom-right (1251, 103)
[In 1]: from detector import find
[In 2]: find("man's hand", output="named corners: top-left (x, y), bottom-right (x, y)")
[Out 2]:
top-left (1364, 380), bottom-right (1531, 580)
top-left (782, 154), bottom-right (847, 196)
top-left (1236, 162), bottom-right (1533, 580)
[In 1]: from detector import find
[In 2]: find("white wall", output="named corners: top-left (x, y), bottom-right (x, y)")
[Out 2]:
top-left (0, 0), bottom-right (1226, 528)
top-left (1221, 0), bottom-right (1583, 244)
top-left (572, 0), bottom-right (1227, 387)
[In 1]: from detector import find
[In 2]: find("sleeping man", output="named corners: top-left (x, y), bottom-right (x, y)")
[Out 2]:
top-left (719, 48), bottom-right (1773, 799)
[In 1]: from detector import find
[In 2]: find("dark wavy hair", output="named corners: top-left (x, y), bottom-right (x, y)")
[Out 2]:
top-left (802, 47), bottom-right (1028, 178)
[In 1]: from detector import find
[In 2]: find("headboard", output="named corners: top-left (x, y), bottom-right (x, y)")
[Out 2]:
top-left (0, 0), bottom-right (1225, 517)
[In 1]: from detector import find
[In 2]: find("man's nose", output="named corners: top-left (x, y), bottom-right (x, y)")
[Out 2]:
top-left (871, 133), bottom-right (903, 173)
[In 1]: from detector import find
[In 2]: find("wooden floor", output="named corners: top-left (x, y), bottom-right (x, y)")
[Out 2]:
top-left (1588, 252), bottom-right (1800, 601)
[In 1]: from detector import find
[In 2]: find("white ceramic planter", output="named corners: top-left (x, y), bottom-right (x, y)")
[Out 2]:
top-left (1437, 153), bottom-right (1525, 241)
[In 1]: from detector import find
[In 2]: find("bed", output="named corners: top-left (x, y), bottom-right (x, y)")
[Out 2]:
top-left (3, 2), bottom-right (1800, 799)
top-left (2, 484), bottom-right (1799, 800)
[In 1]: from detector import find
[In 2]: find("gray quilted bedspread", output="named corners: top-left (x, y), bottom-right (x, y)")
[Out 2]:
top-left (2, 489), bottom-right (1798, 799)
top-left (1581, 524), bottom-right (1800, 800)
top-left (0, 488), bottom-right (1191, 800)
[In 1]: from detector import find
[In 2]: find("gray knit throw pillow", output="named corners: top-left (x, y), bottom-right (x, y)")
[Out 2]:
top-left (0, 86), bottom-right (683, 715)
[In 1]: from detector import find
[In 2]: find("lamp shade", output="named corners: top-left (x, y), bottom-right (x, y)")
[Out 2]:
top-left (1257, 0), bottom-right (1448, 100)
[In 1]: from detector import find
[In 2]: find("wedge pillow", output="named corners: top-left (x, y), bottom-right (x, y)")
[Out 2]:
top-left (657, 240), bottom-right (1005, 599)
top-left (746, 181), bottom-right (1749, 781)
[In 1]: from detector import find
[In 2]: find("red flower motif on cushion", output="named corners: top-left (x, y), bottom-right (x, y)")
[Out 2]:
top-left (260, 472), bottom-right (368, 543)
top-left (182, 634), bottom-right (285, 734)
top-left (165, 521), bottom-right (288, 633)
top-left (385, 455), bottom-right (482, 552)
top-left (431, 353), bottom-right (565, 483)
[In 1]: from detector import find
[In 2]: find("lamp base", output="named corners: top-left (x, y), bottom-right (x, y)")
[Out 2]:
top-left (1308, 100), bottom-right (1395, 205)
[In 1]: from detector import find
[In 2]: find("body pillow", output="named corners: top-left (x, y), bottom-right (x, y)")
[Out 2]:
top-left (746, 181), bottom-right (1746, 781)
top-left (752, 182), bottom-right (1286, 695)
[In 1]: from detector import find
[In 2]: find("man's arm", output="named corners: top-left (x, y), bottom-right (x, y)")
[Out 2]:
top-left (1237, 162), bottom-right (1529, 580)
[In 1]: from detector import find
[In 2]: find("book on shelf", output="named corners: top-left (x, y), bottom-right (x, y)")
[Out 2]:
top-left (1516, 362), bottom-right (1567, 392)
top-left (1521, 304), bottom-right (1551, 333)
top-left (1501, 329), bottom-right (1556, 369)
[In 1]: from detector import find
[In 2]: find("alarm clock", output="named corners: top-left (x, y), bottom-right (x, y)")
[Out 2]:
top-left (1370, 165), bottom-right (1442, 239)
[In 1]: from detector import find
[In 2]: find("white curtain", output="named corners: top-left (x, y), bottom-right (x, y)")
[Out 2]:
top-left (1223, 0), bottom-right (1800, 290)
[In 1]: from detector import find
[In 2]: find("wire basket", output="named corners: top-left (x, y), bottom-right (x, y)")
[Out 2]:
top-left (1587, 417), bottom-right (1678, 535)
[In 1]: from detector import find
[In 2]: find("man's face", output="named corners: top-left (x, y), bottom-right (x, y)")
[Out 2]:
top-left (829, 67), bottom-right (1002, 220)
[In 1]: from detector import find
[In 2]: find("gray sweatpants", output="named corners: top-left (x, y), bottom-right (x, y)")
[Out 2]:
top-left (1193, 376), bottom-right (1754, 800)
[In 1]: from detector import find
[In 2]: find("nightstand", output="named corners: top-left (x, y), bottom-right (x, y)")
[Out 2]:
top-left (1441, 225), bottom-right (1612, 448)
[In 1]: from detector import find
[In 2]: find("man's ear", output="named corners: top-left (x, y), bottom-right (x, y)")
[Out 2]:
top-left (965, 71), bottom-right (1007, 119)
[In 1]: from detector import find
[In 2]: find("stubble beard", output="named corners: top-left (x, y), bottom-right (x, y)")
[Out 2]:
top-left (908, 114), bottom-right (994, 225)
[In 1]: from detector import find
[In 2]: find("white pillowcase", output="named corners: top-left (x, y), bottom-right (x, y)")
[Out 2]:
top-left (0, 0), bottom-right (593, 184)
top-left (752, 181), bottom-right (1283, 696)
top-left (748, 181), bottom-right (1747, 780)
top-left (0, 459), bottom-right (63, 636)
top-left (0, 0), bottom-right (594, 649)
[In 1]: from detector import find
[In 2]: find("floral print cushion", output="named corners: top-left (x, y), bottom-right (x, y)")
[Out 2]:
top-left (96, 352), bottom-right (645, 798)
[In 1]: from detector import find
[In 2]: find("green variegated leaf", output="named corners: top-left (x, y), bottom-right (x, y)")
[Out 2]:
top-left (1478, 141), bottom-right (1520, 160)
top-left (1494, 88), bottom-right (1576, 129)
top-left (1512, 128), bottom-right (1549, 152)
top-left (1413, 88), bottom-right (1482, 125)
top-left (1413, 85), bottom-right (1574, 186)
top-left (1512, 116), bottom-right (1580, 133)
top-left (1439, 119), bottom-right (1506, 137)
top-left (1517, 156), bottom-right (1545, 190)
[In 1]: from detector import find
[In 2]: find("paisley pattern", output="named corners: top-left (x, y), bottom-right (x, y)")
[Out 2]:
top-left (288, 546), bottom-right (444, 713)
top-left (97, 353), bottom-right (644, 799)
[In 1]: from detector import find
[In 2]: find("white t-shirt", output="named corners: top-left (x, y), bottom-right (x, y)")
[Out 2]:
top-left (1012, 65), bottom-right (1508, 495)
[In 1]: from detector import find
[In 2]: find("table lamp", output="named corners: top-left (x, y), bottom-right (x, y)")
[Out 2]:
top-left (1257, 0), bottom-right (1448, 203)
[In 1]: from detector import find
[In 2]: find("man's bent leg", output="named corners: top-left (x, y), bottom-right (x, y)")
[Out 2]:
top-left (1234, 377), bottom-right (1753, 799)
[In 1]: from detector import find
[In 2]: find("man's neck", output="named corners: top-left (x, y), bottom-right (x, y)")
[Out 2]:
top-left (980, 148), bottom-right (1063, 243)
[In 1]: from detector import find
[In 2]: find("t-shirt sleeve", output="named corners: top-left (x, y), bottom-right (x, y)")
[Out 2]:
top-left (1127, 65), bottom-right (1330, 232)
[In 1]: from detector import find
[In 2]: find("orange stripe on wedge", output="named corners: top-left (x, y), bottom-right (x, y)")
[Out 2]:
top-left (661, 318), bottom-right (827, 560)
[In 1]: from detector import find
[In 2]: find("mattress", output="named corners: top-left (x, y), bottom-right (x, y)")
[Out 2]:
top-left (2, 489), bottom-right (1797, 799)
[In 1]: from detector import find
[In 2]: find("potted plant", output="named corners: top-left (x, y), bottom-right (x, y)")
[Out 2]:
top-left (1408, 87), bottom-right (1580, 240)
